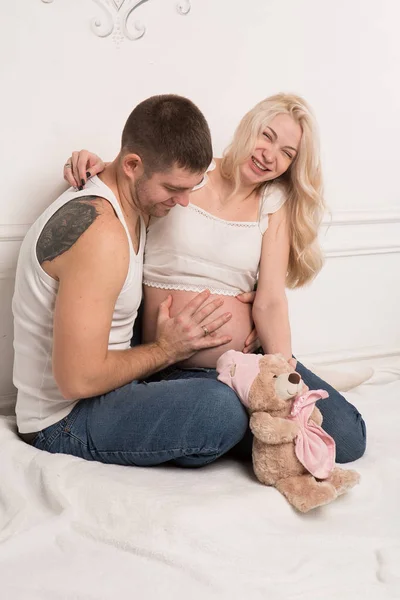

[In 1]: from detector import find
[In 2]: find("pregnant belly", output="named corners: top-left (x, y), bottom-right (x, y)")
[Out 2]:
top-left (142, 286), bottom-right (254, 368)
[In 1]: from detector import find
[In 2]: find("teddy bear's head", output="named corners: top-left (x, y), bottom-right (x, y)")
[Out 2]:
top-left (248, 354), bottom-right (304, 416)
top-left (216, 350), bottom-right (305, 417)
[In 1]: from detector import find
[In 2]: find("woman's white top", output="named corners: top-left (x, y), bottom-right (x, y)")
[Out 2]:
top-left (143, 163), bottom-right (286, 296)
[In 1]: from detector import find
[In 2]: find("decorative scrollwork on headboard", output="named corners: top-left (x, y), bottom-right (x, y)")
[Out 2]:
top-left (177, 1), bottom-right (191, 16)
top-left (40, 0), bottom-right (192, 46)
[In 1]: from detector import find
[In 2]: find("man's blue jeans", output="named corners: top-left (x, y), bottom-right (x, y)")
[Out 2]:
top-left (33, 361), bottom-right (366, 466)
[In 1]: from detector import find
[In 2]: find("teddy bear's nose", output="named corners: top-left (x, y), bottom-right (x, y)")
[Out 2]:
top-left (288, 372), bottom-right (301, 384)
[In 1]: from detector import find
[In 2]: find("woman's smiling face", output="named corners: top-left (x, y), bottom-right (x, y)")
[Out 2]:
top-left (240, 113), bottom-right (302, 185)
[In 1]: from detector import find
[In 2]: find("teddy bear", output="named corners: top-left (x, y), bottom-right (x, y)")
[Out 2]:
top-left (217, 350), bottom-right (360, 513)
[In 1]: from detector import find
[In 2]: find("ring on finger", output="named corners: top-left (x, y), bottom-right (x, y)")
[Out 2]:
top-left (201, 325), bottom-right (210, 337)
top-left (64, 162), bottom-right (72, 168)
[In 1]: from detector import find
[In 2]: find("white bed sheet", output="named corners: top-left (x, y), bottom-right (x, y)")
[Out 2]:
top-left (0, 365), bottom-right (399, 600)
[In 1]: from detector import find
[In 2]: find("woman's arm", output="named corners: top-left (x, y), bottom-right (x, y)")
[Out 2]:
top-left (252, 204), bottom-right (293, 363)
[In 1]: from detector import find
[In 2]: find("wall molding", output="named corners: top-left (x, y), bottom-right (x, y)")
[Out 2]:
top-left (324, 242), bottom-right (400, 259)
top-left (2, 209), bottom-right (399, 241)
top-left (323, 209), bottom-right (400, 227)
top-left (0, 269), bottom-right (17, 281)
top-left (0, 224), bottom-right (30, 243)
top-left (2, 210), bottom-right (400, 260)
top-left (41, 0), bottom-right (192, 46)
top-left (319, 209), bottom-right (400, 258)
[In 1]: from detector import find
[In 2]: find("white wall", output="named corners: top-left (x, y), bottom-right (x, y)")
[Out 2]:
top-left (1, 0), bottom-right (399, 400)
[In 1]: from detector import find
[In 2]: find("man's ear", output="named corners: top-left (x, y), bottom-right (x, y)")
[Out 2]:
top-left (121, 153), bottom-right (144, 180)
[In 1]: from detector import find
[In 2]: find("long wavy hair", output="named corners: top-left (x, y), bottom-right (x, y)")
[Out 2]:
top-left (221, 93), bottom-right (325, 288)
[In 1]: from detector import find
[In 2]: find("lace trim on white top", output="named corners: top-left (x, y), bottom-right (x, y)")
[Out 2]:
top-left (143, 280), bottom-right (242, 297)
top-left (190, 162), bottom-right (287, 233)
top-left (188, 203), bottom-right (259, 227)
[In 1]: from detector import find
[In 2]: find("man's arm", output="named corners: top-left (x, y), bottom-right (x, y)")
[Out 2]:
top-left (38, 197), bottom-right (232, 400)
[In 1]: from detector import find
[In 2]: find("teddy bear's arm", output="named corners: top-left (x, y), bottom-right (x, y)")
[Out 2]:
top-left (250, 413), bottom-right (299, 444)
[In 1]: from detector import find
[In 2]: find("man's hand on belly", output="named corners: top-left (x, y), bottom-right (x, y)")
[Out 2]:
top-left (155, 290), bottom-right (233, 364)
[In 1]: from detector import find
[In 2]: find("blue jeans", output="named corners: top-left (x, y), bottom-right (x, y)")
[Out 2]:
top-left (33, 361), bottom-right (366, 466)
top-left (32, 375), bottom-right (248, 467)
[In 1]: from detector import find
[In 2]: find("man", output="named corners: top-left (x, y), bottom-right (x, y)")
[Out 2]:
top-left (13, 95), bottom-right (248, 466)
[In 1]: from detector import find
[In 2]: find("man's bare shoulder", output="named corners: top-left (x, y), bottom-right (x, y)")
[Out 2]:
top-left (36, 195), bottom-right (125, 264)
top-left (36, 196), bottom-right (128, 276)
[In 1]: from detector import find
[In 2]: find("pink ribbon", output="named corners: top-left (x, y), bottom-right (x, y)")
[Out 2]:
top-left (288, 390), bottom-right (335, 479)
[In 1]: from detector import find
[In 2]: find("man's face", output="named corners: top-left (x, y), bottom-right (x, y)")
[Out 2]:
top-left (131, 165), bottom-right (205, 218)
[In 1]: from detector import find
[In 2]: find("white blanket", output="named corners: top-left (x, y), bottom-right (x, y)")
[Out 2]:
top-left (1, 366), bottom-right (399, 600)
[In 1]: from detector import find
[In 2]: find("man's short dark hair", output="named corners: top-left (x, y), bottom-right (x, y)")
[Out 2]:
top-left (121, 94), bottom-right (213, 175)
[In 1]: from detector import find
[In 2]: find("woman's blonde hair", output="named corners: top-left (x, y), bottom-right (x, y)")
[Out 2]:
top-left (221, 93), bottom-right (325, 288)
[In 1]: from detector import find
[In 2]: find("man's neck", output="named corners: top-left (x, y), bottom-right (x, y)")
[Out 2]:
top-left (98, 159), bottom-right (141, 224)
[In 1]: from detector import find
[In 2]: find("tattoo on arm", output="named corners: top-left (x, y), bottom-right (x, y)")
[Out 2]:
top-left (36, 196), bottom-right (101, 264)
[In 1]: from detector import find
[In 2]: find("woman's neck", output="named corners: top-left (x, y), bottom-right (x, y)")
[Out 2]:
top-left (213, 159), bottom-right (259, 206)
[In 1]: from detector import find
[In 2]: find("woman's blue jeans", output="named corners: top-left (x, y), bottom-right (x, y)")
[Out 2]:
top-left (33, 361), bottom-right (366, 467)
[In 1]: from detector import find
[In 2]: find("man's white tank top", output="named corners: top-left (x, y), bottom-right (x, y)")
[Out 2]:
top-left (13, 176), bottom-right (145, 434)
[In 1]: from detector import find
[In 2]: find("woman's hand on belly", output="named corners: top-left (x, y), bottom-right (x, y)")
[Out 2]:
top-left (143, 287), bottom-right (254, 368)
top-left (236, 291), bottom-right (261, 355)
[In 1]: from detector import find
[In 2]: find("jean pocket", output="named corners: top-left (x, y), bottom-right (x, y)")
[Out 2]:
top-left (63, 401), bottom-right (83, 431)
top-left (34, 403), bottom-right (82, 451)
top-left (36, 417), bottom-right (68, 452)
